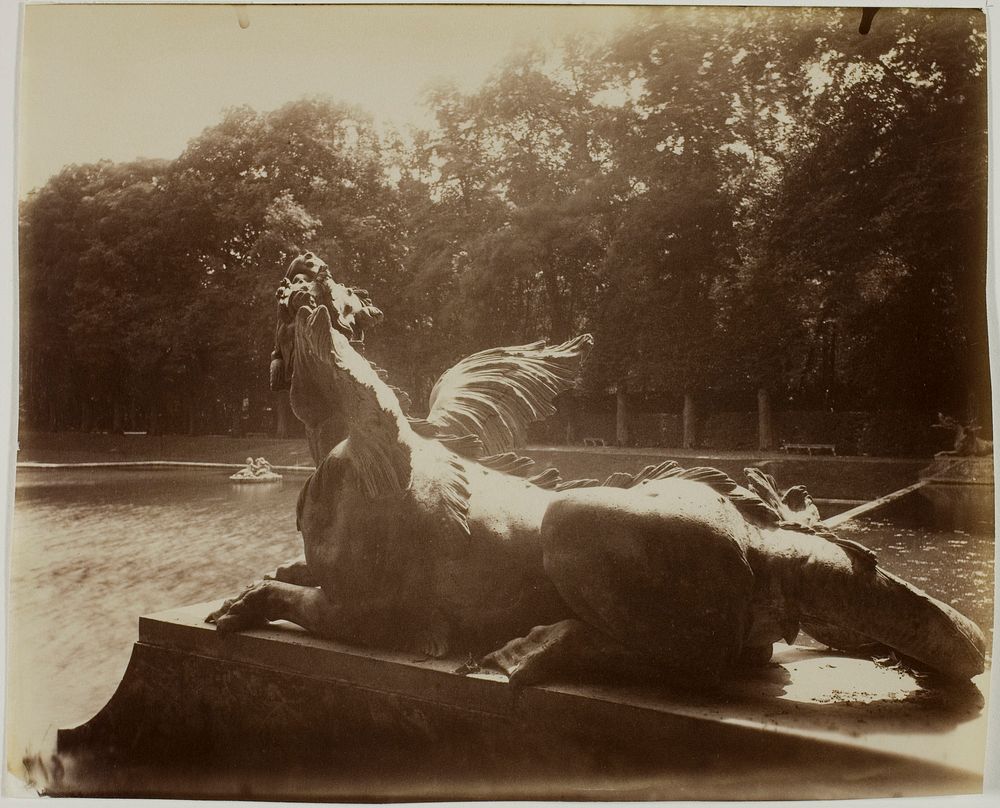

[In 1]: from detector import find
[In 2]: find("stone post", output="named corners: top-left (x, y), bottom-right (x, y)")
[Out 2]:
top-left (616, 385), bottom-right (630, 447)
top-left (757, 387), bottom-right (774, 450)
top-left (683, 392), bottom-right (697, 449)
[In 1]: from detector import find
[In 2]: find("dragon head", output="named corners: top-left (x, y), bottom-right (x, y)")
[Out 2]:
top-left (270, 252), bottom-right (383, 392)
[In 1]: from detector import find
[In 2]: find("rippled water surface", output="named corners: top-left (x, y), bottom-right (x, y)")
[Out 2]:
top-left (6, 467), bottom-right (996, 758)
top-left (838, 518), bottom-right (995, 645)
top-left (8, 467), bottom-right (304, 757)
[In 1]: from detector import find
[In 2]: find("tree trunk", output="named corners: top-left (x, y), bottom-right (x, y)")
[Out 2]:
top-left (275, 390), bottom-right (292, 438)
top-left (562, 394), bottom-right (577, 446)
top-left (148, 403), bottom-right (160, 436)
top-left (616, 385), bottom-right (630, 447)
top-left (682, 392), bottom-right (697, 449)
top-left (757, 387), bottom-right (774, 451)
top-left (966, 390), bottom-right (979, 427)
top-left (79, 397), bottom-right (92, 433)
top-left (113, 399), bottom-right (124, 433)
top-left (231, 401), bottom-right (243, 437)
top-left (186, 394), bottom-right (198, 436)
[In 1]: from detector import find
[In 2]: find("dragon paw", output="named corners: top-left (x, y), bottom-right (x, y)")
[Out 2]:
top-left (205, 581), bottom-right (276, 633)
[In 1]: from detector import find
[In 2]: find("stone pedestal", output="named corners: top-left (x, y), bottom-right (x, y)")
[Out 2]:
top-left (54, 601), bottom-right (990, 800)
top-left (920, 456), bottom-right (995, 531)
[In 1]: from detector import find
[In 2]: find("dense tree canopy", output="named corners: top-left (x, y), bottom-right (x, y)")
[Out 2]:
top-left (19, 7), bottom-right (989, 451)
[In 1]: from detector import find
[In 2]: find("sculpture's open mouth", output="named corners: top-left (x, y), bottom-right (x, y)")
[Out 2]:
top-left (285, 303), bottom-right (370, 422)
top-left (273, 301), bottom-right (360, 391)
top-left (296, 304), bottom-right (338, 359)
top-left (271, 254), bottom-right (384, 392)
top-left (294, 303), bottom-right (363, 377)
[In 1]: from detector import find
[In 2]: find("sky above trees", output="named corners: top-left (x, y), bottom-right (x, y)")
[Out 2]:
top-left (17, 3), bottom-right (637, 194)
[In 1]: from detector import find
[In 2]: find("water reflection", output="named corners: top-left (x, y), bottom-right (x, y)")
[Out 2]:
top-left (229, 479), bottom-right (286, 501)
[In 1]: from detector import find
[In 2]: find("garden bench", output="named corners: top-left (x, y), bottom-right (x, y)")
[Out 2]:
top-left (780, 443), bottom-right (836, 456)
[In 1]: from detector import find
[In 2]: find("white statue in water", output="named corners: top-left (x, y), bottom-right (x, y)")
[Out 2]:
top-left (230, 456), bottom-right (281, 482)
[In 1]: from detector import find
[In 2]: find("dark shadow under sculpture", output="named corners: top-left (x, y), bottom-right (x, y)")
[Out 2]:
top-left (207, 253), bottom-right (987, 688)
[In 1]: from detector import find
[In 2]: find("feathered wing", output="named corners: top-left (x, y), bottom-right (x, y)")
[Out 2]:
top-left (411, 334), bottom-right (593, 455)
top-left (294, 305), bottom-right (411, 499)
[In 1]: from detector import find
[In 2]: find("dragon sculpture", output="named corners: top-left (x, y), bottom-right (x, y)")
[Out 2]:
top-left (208, 253), bottom-right (987, 687)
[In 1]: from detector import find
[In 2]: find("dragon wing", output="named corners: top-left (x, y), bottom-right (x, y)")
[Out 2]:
top-left (411, 334), bottom-right (593, 455)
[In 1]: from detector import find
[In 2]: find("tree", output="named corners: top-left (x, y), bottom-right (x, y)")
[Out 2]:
top-left (18, 8), bottom-right (988, 448)
top-left (163, 98), bottom-right (405, 434)
top-left (716, 8), bottom-right (987, 422)
top-left (19, 159), bottom-right (183, 432)
top-left (20, 98), bottom-right (406, 435)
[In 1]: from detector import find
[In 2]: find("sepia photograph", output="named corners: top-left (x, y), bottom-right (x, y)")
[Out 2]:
top-left (4, 1), bottom-right (996, 802)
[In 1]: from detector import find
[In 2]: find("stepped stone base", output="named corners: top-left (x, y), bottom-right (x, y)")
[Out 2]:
top-left (55, 601), bottom-right (989, 800)
top-left (920, 456), bottom-right (995, 530)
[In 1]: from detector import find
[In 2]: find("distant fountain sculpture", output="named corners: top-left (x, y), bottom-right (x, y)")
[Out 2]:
top-left (207, 253), bottom-right (986, 686)
top-left (230, 456), bottom-right (282, 482)
top-left (921, 414), bottom-right (995, 530)
top-left (932, 413), bottom-right (993, 457)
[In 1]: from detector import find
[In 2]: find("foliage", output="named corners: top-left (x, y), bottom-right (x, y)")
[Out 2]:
top-left (18, 8), bottom-right (989, 444)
